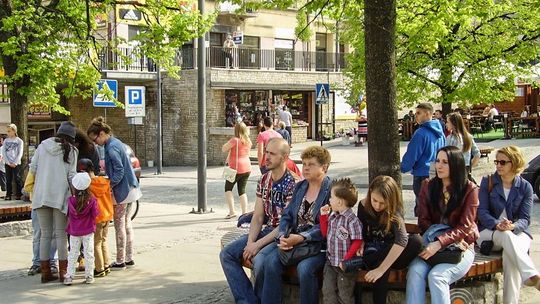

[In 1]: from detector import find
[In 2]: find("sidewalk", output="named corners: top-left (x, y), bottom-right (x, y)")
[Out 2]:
top-left (1, 137), bottom-right (539, 303)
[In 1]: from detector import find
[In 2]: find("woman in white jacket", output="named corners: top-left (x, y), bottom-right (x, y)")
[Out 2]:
top-left (30, 121), bottom-right (78, 283)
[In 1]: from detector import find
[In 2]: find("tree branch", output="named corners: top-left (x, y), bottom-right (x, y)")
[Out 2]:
top-left (406, 68), bottom-right (442, 89)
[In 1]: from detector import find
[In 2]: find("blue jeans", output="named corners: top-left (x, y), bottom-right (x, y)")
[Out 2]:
top-left (412, 176), bottom-right (428, 216)
top-left (406, 247), bottom-right (475, 304)
top-left (261, 246), bottom-right (326, 304)
top-left (31, 209), bottom-right (58, 266)
top-left (219, 227), bottom-right (275, 304)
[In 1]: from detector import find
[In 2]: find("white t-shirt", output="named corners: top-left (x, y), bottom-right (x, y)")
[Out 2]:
top-left (488, 108), bottom-right (499, 119)
top-left (278, 109), bottom-right (293, 127)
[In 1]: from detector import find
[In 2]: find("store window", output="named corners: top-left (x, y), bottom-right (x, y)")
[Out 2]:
top-left (225, 90), bottom-right (269, 127)
top-left (273, 91), bottom-right (309, 126)
top-left (316, 33), bottom-right (328, 71)
top-left (274, 39), bottom-right (294, 70)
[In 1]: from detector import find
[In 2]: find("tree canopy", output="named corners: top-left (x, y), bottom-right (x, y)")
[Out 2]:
top-left (0, 0), bottom-right (213, 115)
top-left (343, 0), bottom-right (540, 108)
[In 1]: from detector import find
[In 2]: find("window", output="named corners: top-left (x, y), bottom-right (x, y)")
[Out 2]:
top-left (274, 39), bottom-right (294, 70)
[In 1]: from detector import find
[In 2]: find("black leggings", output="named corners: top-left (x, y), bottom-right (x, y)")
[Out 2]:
top-left (355, 234), bottom-right (423, 304)
top-left (224, 172), bottom-right (250, 196)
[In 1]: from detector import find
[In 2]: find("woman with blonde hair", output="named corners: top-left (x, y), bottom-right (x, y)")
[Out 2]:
top-left (477, 146), bottom-right (540, 303)
top-left (222, 122), bottom-right (252, 219)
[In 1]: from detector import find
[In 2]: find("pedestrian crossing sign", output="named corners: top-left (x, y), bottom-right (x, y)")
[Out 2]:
top-left (315, 83), bottom-right (330, 105)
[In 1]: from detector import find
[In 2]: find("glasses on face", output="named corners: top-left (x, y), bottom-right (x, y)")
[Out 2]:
top-left (494, 160), bottom-right (512, 166)
top-left (90, 134), bottom-right (99, 143)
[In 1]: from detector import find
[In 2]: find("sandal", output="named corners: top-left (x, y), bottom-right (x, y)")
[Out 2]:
top-left (224, 214), bottom-right (237, 219)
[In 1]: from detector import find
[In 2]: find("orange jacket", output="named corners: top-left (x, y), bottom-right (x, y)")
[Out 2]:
top-left (90, 176), bottom-right (114, 223)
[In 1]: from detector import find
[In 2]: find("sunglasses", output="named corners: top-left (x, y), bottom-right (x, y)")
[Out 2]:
top-left (493, 160), bottom-right (512, 166)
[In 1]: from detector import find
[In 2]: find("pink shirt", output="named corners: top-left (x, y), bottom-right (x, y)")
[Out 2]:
top-left (227, 137), bottom-right (251, 174)
top-left (256, 130), bottom-right (282, 166)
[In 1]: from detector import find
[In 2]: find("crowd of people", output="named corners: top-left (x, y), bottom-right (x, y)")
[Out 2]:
top-left (2, 118), bottom-right (141, 285)
top-left (220, 101), bottom-right (540, 304)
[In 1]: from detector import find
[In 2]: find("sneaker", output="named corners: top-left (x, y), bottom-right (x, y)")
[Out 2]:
top-left (104, 267), bottom-right (111, 275)
top-left (94, 269), bottom-right (108, 277)
top-left (85, 276), bottom-right (94, 284)
top-left (110, 262), bottom-right (126, 270)
top-left (28, 265), bottom-right (41, 276)
top-left (51, 264), bottom-right (58, 274)
top-left (63, 277), bottom-right (73, 286)
top-left (125, 260), bottom-right (135, 267)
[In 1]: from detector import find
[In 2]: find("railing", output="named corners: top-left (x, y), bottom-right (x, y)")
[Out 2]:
top-left (100, 46), bottom-right (347, 72)
top-left (1, 83), bottom-right (9, 103)
top-left (99, 47), bottom-right (157, 72)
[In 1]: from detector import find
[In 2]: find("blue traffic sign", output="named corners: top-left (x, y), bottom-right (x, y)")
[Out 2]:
top-left (127, 87), bottom-right (143, 105)
top-left (93, 79), bottom-right (118, 107)
top-left (315, 83), bottom-right (330, 105)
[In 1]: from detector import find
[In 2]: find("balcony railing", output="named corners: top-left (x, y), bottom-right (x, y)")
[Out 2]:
top-left (100, 46), bottom-right (347, 73)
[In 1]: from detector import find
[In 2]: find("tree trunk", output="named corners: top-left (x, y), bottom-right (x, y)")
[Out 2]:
top-left (2, 53), bottom-right (29, 168)
top-left (364, 0), bottom-right (401, 185)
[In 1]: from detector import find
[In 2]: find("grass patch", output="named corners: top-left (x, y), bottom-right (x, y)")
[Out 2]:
top-left (473, 129), bottom-right (504, 142)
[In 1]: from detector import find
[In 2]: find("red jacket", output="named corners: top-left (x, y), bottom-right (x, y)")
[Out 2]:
top-left (418, 179), bottom-right (479, 247)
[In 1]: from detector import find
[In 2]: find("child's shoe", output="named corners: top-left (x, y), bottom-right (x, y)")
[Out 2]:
top-left (94, 269), bottom-right (108, 277)
top-left (28, 265), bottom-right (41, 276)
top-left (85, 276), bottom-right (94, 284)
top-left (63, 277), bottom-right (73, 286)
top-left (110, 262), bottom-right (126, 270)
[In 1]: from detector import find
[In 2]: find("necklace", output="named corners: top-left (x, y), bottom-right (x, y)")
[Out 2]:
top-left (443, 191), bottom-right (451, 205)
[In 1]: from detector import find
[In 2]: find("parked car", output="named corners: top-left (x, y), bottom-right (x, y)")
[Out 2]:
top-left (522, 154), bottom-right (540, 200)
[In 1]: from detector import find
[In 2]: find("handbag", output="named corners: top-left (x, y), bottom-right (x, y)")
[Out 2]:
top-left (278, 225), bottom-right (323, 266)
top-left (222, 138), bottom-right (238, 183)
top-left (423, 224), bottom-right (464, 267)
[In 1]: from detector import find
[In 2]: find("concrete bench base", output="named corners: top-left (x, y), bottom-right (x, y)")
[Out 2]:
top-left (0, 219), bottom-right (32, 238)
top-left (282, 273), bottom-right (504, 304)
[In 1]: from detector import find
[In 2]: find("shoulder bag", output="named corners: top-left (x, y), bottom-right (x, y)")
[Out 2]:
top-left (222, 138), bottom-right (238, 183)
top-left (278, 224), bottom-right (323, 266)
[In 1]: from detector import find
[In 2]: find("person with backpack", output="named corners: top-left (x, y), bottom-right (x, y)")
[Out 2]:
top-left (477, 146), bottom-right (540, 303)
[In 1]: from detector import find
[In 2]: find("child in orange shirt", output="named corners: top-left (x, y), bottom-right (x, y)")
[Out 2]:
top-left (77, 158), bottom-right (114, 277)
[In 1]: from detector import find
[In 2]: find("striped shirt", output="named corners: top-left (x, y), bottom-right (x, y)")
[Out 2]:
top-left (327, 208), bottom-right (363, 266)
top-left (256, 170), bottom-right (295, 227)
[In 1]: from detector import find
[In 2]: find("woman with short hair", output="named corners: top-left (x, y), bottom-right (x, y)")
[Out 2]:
top-left (477, 146), bottom-right (540, 303)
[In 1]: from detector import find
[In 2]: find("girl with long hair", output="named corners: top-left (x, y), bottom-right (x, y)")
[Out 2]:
top-left (63, 172), bottom-right (99, 285)
top-left (221, 122), bottom-right (252, 218)
top-left (446, 112), bottom-right (480, 177)
top-left (352, 175), bottom-right (422, 304)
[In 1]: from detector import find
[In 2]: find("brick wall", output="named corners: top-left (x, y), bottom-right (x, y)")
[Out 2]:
top-left (67, 68), bottom-right (345, 167)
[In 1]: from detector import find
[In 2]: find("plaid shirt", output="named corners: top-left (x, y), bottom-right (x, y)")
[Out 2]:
top-left (256, 171), bottom-right (295, 227)
top-left (327, 208), bottom-right (363, 266)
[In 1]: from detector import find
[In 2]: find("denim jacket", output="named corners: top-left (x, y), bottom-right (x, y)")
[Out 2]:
top-left (105, 136), bottom-right (139, 203)
top-left (477, 172), bottom-right (533, 238)
top-left (278, 176), bottom-right (331, 242)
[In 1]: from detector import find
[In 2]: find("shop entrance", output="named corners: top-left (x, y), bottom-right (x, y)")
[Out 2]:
top-left (314, 92), bottom-right (335, 140)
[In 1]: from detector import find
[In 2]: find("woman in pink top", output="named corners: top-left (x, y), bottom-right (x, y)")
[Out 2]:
top-left (222, 122), bottom-right (252, 219)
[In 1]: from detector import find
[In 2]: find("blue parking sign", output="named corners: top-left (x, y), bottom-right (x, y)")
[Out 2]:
top-left (125, 86), bottom-right (146, 117)
top-left (93, 79), bottom-right (118, 107)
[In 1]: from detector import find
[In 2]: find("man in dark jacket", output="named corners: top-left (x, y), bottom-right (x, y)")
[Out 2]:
top-left (401, 103), bottom-right (446, 216)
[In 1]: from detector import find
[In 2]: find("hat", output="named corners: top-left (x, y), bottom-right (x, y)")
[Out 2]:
top-left (77, 158), bottom-right (94, 173)
top-left (72, 172), bottom-right (91, 191)
top-left (57, 121), bottom-right (76, 139)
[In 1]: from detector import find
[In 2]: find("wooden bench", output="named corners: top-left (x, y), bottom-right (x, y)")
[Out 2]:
top-left (220, 223), bottom-right (503, 289)
top-left (0, 203), bottom-right (32, 223)
top-left (479, 147), bottom-right (494, 159)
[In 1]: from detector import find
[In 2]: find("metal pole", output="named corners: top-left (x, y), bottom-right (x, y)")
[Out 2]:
top-left (156, 64), bottom-right (163, 174)
top-left (195, 0), bottom-right (208, 213)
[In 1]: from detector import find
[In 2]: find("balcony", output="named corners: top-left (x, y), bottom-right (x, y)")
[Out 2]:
top-left (99, 46), bottom-right (347, 73)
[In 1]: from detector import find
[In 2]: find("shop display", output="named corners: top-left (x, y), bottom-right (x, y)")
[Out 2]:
top-left (225, 90), bottom-right (269, 127)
